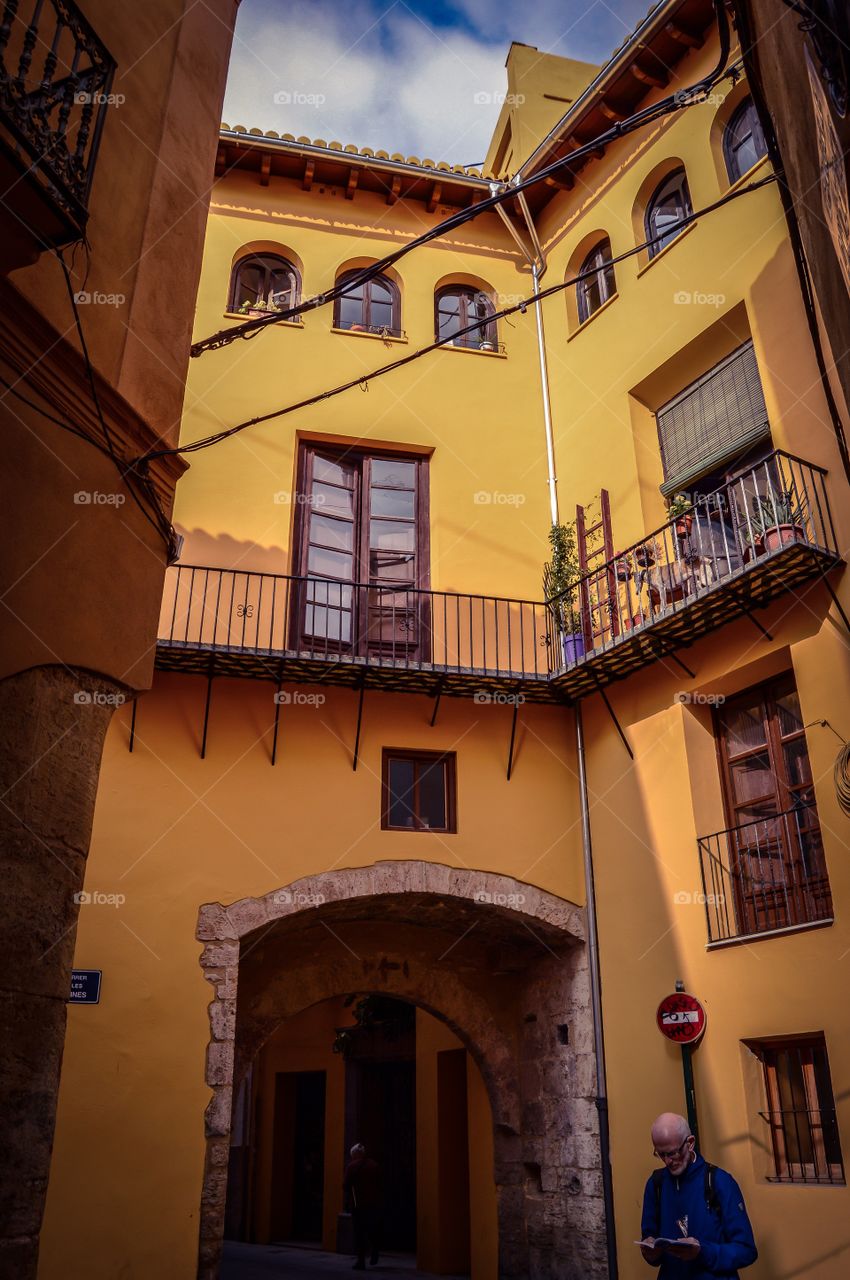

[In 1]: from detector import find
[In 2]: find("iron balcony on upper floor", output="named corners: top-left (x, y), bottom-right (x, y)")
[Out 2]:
top-left (156, 451), bottom-right (841, 703)
top-left (0, 0), bottom-right (115, 267)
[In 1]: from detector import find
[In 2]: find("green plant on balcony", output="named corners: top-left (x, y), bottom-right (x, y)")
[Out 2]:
top-left (743, 488), bottom-right (808, 557)
top-left (545, 522), bottom-right (582, 634)
top-left (667, 491), bottom-right (694, 538)
top-left (238, 296), bottom-right (281, 315)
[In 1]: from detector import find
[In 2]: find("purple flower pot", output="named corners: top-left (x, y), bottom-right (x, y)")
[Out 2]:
top-left (562, 634), bottom-right (585, 666)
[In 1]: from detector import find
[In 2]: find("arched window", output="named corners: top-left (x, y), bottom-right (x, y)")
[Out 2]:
top-left (229, 253), bottom-right (299, 315)
top-left (334, 271), bottom-right (401, 335)
top-left (435, 286), bottom-right (496, 350)
top-left (645, 169), bottom-right (692, 259)
top-left (723, 97), bottom-right (767, 184)
top-left (577, 238), bottom-right (616, 323)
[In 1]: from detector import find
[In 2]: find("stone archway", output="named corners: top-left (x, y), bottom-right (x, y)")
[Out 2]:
top-left (196, 863), bottom-right (607, 1280)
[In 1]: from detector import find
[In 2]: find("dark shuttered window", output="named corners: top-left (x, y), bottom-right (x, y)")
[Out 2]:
top-left (656, 340), bottom-right (770, 495)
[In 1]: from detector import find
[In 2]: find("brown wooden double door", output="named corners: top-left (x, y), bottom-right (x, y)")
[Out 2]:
top-left (715, 675), bottom-right (832, 935)
top-left (293, 446), bottom-right (429, 660)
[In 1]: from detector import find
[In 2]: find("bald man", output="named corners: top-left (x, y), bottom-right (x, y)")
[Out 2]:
top-left (639, 1112), bottom-right (757, 1276)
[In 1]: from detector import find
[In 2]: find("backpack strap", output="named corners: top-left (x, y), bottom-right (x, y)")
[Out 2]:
top-left (651, 1168), bottom-right (666, 1229)
top-left (704, 1163), bottom-right (721, 1216)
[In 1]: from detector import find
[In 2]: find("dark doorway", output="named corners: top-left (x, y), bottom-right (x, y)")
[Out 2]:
top-left (270, 1070), bottom-right (326, 1242)
top-left (339, 997), bottom-right (417, 1252)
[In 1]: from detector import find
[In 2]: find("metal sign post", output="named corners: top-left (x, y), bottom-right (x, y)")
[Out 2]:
top-left (657, 988), bottom-right (706, 1149)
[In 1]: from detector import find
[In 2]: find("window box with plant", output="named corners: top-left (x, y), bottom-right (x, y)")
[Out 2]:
top-left (545, 522), bottom-right (585, 666)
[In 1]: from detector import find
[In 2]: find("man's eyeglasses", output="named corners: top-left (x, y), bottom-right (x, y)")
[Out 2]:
top-left (653, 1136), bottom-right (692, 1162)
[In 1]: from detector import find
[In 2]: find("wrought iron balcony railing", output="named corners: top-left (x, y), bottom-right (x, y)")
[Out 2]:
top-left (158, 567), bottom-right (557, 701)
top-left (697, 802), bottom-right (833, 944)
top-left (0, 0), bottom-right (115, 242)
top-left (155, 451), bottom-right (839, 702)
top-left (547, 450), bottom-right (838, 696)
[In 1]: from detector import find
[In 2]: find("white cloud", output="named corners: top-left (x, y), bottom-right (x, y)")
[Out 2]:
top-left (222, 0), bottom-right (649, 165)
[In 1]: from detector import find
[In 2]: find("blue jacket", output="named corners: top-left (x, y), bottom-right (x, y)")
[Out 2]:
top-left (640, 1153), bottom-right (757, 1278)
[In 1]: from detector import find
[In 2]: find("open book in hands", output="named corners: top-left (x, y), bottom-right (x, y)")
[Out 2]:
top-left (636, 1238), bottom-right (699, 1255)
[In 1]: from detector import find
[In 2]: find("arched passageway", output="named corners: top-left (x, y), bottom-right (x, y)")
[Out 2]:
top-left (196, 863), bottom-right (607, 1279)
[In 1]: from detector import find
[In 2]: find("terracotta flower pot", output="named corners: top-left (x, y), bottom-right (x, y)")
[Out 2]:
top-left (675, 514), bottom-right (693, 538)
top-left (743, 523), bottom-right (806, 564)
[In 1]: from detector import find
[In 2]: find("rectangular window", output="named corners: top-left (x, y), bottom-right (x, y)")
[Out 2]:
top-left (293, 445), bottom-right (429, 658)
top-left (382, 749), bottom-right (456, 832)
top-left (657, 340), bottom-right (770, 495)
top-left (747, 1035), bottom-right (845, 1184)
top-left (712, 673), bottom-right (832, 936)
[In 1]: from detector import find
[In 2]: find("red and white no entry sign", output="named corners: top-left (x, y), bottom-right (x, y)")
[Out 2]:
top-left (657, 992), bottom-right (706, 1045)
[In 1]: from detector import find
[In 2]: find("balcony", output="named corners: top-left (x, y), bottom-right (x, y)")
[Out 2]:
top-left (698, 803), bottom-right (833, 944)
top-left (155, 451), bottom-right (840, 703)
top-left (547, 450), bottom-right (840, 698)
top-left (0, 0), bottom-right (115, 266)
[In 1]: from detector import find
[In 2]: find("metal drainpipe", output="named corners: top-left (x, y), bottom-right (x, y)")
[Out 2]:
top-left (490, 182), bottom-right (559, 524)
top-left (493, 179), bottom-right (618, 1271)
top-left (576, 702), bottom-right (619, 1277)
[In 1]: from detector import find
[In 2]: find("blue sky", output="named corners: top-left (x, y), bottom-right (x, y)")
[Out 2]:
top-left (223, 0), bottom-right (651, 167)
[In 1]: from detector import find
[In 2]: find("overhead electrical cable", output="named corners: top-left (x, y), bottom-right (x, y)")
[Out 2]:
top-left (190, 0), bottom-right (733, 358)
top-left (135, 175), bottom-right (777, 466)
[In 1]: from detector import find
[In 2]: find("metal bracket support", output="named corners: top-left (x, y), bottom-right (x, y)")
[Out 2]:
top-left (352, 681), bottom-right (366, 771)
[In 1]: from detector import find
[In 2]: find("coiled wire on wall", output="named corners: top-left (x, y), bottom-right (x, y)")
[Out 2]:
top-left (835, 740), bottom-right (850, 817)
top-left (808, 721), bottom-right (850, 817)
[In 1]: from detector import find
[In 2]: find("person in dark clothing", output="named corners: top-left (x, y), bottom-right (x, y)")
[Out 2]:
top-left (344, 1143), bottom-right (381, 1270)
top-left (639, 1113), bottom-right (757, 1278)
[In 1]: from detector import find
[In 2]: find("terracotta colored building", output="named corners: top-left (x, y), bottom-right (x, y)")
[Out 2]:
top-left (0, 2), bottom-right (237, 1276)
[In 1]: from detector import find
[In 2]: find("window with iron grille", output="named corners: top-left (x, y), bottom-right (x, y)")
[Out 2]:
top-left (656, 340), bottom-right (771, 495)
top-left (747, 1035), bottom-right (844, 1184)
top-left (382, 749), bottom-right (456, 832)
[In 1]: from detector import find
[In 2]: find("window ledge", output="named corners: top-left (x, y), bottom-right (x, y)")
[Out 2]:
top-left (725, 154), bottom-right (771, 196)
top-left (636, 219), bottom-right (697, 278)
top-left (441, 341), bottom-right (506, 359)
top-left (706, 916), bottom-right (834, 951)
top-left (331, 326), bottom-right (407, 344)
top-left (224, 311), bottom-right (304, 326)
top-left (567, 291), bottom-right (619, 341)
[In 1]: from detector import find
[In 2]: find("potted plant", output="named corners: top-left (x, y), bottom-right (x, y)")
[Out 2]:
top-left (742, 489), bottom-right (807, 562)
top-left (545, 522), bottom-right (584, 665)
top-left (479, 338), bottom-right (496, 352)
top-left (615, 554), bottom-right (632, 582)
top-left (238, 296), bottom-right (280, 319)
top-left (667, 491), bottom-right (694, 538)
top-left (633, 537), bottom-right (660, 568)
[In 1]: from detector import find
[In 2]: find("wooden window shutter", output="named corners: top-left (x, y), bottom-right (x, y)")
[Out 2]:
top-left (656, 340), bottom-right (770, 495)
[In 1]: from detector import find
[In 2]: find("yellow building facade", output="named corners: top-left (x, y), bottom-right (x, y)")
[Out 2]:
top-left (39, 2), bottom-right (850, 1278)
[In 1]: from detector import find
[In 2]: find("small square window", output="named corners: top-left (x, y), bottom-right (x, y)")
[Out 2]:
top-left (746, 1034), bottom-right (844, 1184)
top-left (382, 750), bottom-right (456, 832)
